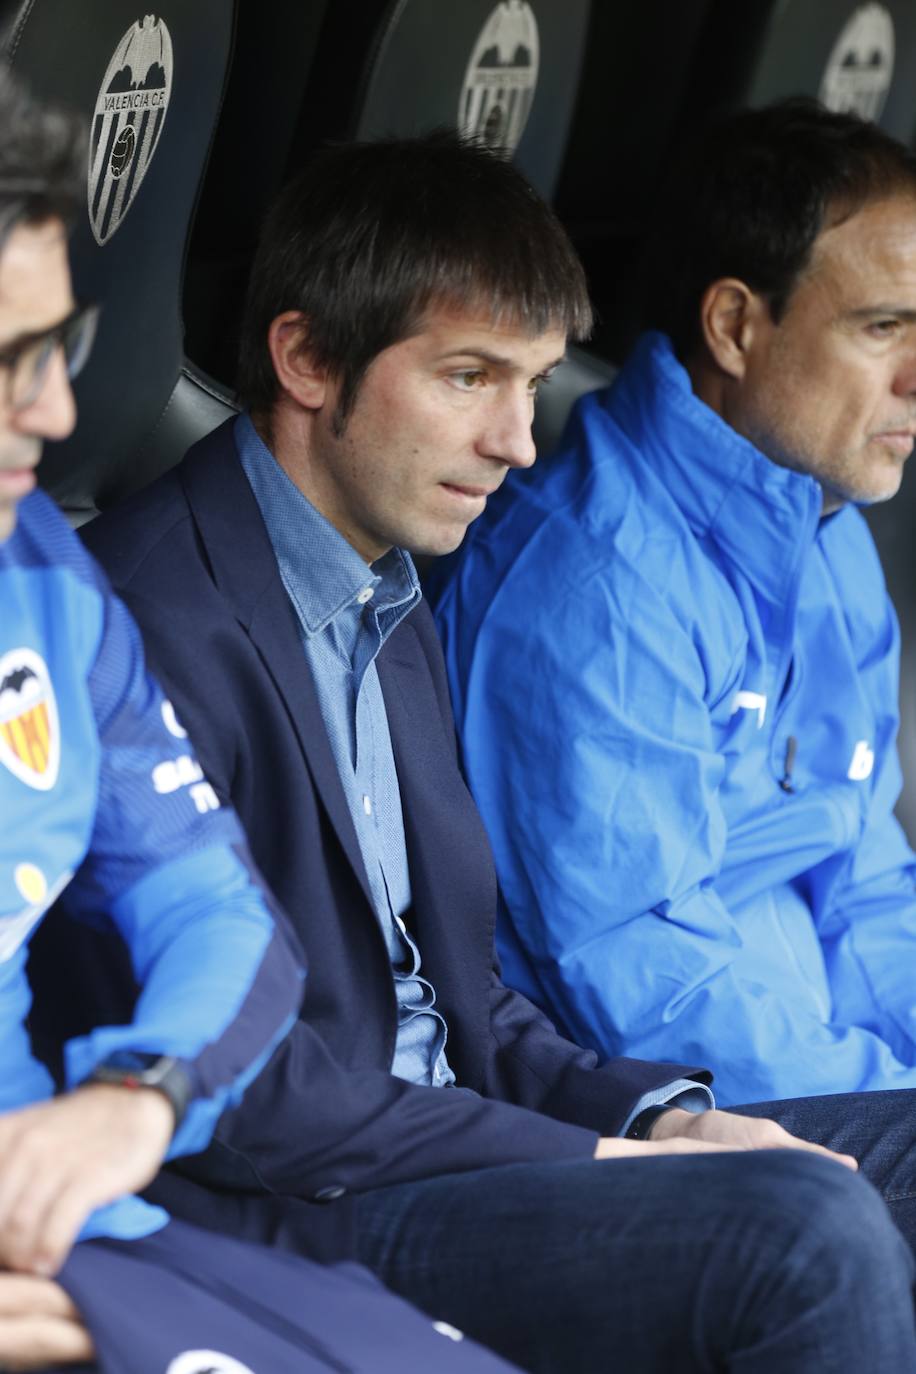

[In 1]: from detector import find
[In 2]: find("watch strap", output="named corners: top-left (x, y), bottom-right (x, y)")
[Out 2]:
top-left (625, 1103), bottom-right (674, 1141)
top-left (87, 1054), bottom-right (192, 1131)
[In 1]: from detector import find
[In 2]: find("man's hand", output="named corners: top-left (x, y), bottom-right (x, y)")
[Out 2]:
top-left (645, 1107), bottom-right (858, 1170)
top-left (0, 1084), bottom-right (174, 1276)
top-left (593, 1133), bottom-right (735, 1160)
top-left (0, 1273), bottom-right (94, 1369)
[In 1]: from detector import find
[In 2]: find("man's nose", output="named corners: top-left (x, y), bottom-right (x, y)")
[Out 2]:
top-left (890, 337), bottom-right (916, 399)
top-left (16, 347), bottom-right (76, 441)
top-left (482, 389), bottom-right (538, 470)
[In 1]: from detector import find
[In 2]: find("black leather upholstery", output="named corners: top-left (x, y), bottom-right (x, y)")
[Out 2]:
top-left (532, 345), bottom-right (615, 459)
top-left (5, 0), bottom-right (238, 520)
top-left (865, 494), bottom-right (916, 844)
top-left (553, 1), bottom-right (713, 360)
top-left (187, 0), bottom-right (592, 382)
top-left (350, 0), bottom-right (591, 201)
top-left (686, 1), bottom-right (916, 142)
top-left (183, 0), bottom-right (330, 385)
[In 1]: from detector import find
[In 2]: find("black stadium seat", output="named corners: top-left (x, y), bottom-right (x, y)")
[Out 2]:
top-left (685, 0), bottom-right (916, 141)
top-left (182, 0), bottom-right (330, 387)
top-left (531, 346), bottom-right (615, 460)
top-left (186, 0), bottom-right (593, 385)
top-left (5, 0), bottom-right (239, 521)
top-left (552, 0), bottom-right (714, 361)
top-left (346, 0), bottom-right (591, 202)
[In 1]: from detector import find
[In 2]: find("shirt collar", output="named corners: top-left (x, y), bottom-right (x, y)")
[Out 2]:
top-left (234, 412), bottom-right (420, 639)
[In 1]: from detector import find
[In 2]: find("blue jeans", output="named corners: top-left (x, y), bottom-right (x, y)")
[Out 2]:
top-left (736, 1087), bottom-right (916, 1242)
top-left (355, 1091), bottom-right (916, 1373)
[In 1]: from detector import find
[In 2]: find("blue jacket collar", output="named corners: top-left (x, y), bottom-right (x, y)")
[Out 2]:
top-left (606, 333), bottom-right (824, 606)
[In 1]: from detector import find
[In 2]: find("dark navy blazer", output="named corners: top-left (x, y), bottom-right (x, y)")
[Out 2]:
top-left (82, 420), bottom-right (710, 1257)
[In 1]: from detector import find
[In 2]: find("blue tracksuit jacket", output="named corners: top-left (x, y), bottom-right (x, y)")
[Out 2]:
top-left (431, 331), bottom-right (916, 1104)
top-left (1, 489), bottom-right (304, 1240)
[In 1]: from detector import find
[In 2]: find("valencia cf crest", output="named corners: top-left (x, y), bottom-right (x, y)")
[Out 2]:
top-left (459, 2), bottom-right (540, 156)
top-left (0, 648), bottom-right (60, 790)
top-left (820, 4), bottom-right (895, 122)
top-left (87, 15), bottom-right (174, 246)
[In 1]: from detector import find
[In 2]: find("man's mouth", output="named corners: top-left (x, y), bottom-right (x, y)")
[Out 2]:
top-left (873, 429), bottom-right (916, 457)
top-left (0, 464), bottom-right (38, 498)
top-left (440, 482), bottom-right (498, 500)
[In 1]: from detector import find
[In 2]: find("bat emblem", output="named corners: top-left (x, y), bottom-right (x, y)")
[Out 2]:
top-left (0, 665), bottom-right (37, 694)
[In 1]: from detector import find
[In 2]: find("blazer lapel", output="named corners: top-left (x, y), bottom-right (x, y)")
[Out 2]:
top-left (179, 425), bottom-right (375, 909)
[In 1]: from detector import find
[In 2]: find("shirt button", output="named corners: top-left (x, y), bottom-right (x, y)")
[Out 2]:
top-left (356, 586), bottom-right (374, 605)
top-left (312, 1184), bottom-right (347, 1203)
top-left (363, 794), bottom-right (372, 816)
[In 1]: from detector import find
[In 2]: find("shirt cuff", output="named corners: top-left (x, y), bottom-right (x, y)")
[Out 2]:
top-left (618, 1078), bottom-right (715, 1138)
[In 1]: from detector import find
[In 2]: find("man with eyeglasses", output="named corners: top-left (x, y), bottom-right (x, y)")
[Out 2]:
top-left (0, 288), bottom-right (95, 536)
top-left (0, 299), bottom-right (96, 428)
top-left (0, 70), bottom-right (520, 1374)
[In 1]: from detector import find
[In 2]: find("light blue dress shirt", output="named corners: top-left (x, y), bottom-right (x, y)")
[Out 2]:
top-left (237, 414), bottom-right (455, 1087)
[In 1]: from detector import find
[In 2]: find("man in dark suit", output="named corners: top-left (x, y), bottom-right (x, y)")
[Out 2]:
top-left (81, 133), bottom-right (916, 1372)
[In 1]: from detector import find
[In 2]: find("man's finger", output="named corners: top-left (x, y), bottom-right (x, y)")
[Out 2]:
top-left (0, 1160), bottom-right (79, 1275)
top-left (0, 1313), bottom-right (94, 1368)
top-left (762, 1120), bottom-right (859, 1171)
top-left (0, 1274), bottom-right (80, 1319)
top-left (784, 1135), bottom-right (859, 1171)
top-left (20, 1177), bottom-right (111, 1278)
top-left (0, 1136), bottom-right (41, 1244)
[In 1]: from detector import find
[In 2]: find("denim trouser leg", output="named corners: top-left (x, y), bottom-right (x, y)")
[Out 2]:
top-left (736, 1086), bottom-right (916, 1256)
top-left (355, 1150), bottom-right (916, 1374)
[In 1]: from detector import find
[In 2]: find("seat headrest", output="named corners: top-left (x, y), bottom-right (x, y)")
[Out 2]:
top-left (6, 1), bottom-right (236, 517)
top-left (352, 0), bottom-right (592, 200)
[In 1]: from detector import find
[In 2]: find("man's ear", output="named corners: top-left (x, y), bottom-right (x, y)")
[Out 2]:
top-left (267, 311), bottom-right (328, 409)
top-left (698, 278), bottom-right (767, 380)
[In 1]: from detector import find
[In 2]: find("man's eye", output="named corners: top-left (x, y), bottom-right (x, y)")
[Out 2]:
top-left (451, 370), bottom-right (486, 390)
top-left (868, 319), bottom-right (901, 338)
top-left (528, 371), bottom-right (555, 395)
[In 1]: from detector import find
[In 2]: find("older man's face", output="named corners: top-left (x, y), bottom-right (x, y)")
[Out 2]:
top-left (731, 193), bottom-right (916, 514)
top-left (0, 218), bottom-right (76, 543)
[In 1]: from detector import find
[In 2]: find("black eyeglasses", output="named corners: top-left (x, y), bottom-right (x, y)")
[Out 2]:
top-left (0, 301), bottom-right (99, 413)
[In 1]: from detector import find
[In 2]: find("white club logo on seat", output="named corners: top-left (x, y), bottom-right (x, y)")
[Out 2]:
top-left (820, 4), bottom-right (895, 123)
top-left (87, 14), bottom-right (174, 246)
top-left (459, 1), bottom-right (540, 156)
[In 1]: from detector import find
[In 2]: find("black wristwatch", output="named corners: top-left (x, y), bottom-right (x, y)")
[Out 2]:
top-left (86, 1051), bottom-right (193, 1131)
top-left (625, 1104), bottom-right (674, 1141)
